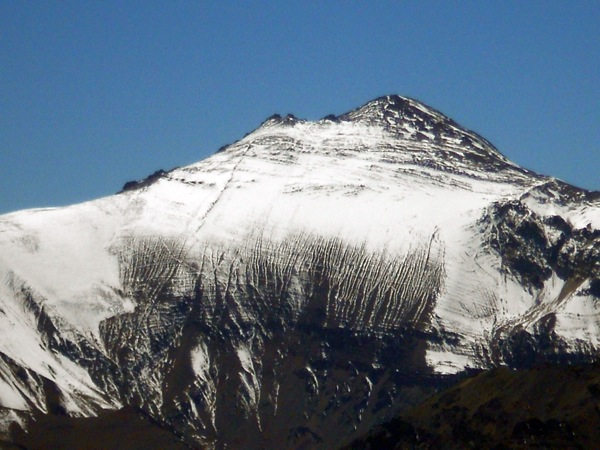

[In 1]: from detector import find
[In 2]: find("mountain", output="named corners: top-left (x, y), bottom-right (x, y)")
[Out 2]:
top-left (0, 95), bottom-right (599, 448)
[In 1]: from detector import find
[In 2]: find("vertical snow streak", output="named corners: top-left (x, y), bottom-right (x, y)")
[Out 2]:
top-left (117, 236), bottom-right (191, 301)
top-left (189, 232), bottom-right (445, 333)
top-left (113, 232), bottom-right (445, 339)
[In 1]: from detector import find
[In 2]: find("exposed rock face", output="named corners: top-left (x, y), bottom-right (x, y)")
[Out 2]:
top-left (0, 95), bottom-right (599, 448)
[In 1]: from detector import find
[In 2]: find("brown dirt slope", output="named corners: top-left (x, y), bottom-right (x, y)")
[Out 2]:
top-left (5, 407), bottom-right (193, 450)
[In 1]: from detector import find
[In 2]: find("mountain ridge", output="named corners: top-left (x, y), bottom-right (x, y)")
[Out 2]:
top-left (253, 95), bottom-right (513, 167)
top-left (345, 362), bottom-right (600, 449)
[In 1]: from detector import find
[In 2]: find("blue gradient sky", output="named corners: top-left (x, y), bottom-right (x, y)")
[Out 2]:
top-left (1, 2), bottom-right (599, 214)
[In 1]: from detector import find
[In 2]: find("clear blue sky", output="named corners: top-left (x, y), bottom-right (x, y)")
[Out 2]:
top-left (1, 2), bottom-right (598, 214)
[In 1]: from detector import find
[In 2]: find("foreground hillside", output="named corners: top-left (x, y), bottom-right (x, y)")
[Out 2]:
top-left (7, 364), bottom-right (600, 449)
top-left (346, 363), bottom-right (600, 449)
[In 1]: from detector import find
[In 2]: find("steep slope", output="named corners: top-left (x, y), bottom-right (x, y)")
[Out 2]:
top-left (0, 95), bottom-right (599, 448)
top-left (344, 363), bottom-right (600, 449)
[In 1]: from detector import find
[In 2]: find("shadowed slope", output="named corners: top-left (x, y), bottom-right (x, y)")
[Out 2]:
top-left (344, 363), bottom-right (600, 449)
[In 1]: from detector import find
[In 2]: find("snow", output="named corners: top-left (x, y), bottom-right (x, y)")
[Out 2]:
top-left (570, 203), bottom-right (600, 229)
top-left (151, 117), bottom-right (526, 259)
top-left (0, 409), bottom-right (26, 437)
top-left (426, 350), bottom-right (475, 375)
top-left (0, 377), bottom-right (28, 410)
top-left (191, 341), bottom-right (211, 383)
top-left (0, 196), bottom-right (130, 341)
top-left (305, 366), bottom-right (319, 393)
top-left (555, 281), bottom-right (600, 346)
top-left (236, 345), bottom-right (260, 411)
top-left (190, 341), bottom-right (217, 428)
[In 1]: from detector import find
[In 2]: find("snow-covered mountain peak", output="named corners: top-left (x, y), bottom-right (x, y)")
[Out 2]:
top-left (206, 95), bottom-right (536, 190)
top-left (340, 94), bottom-right (440, 123)
top-left (2, 94), bottom-right (599, 449)
top-left (339, 95), bottom-right (510, 161)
